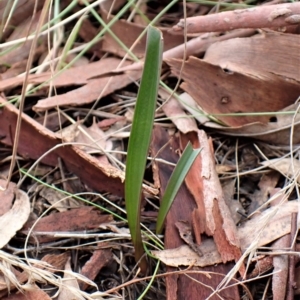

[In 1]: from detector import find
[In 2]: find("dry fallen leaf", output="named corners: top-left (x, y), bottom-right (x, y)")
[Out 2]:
top-left (100, 1), bottom-right (185, 58)
top-left (0, 57), bottom-right (134, 96)
top-left (0, 97), bottom-right (158, 197)
top-left (1, 287), bottom-right (52, 300)
top-left (0, 1), bottom-right (46, 38)
top-left (212, 105), bottom-right (300, 144)
top-left (41, 252), bottom-right (69, 271)
top-left (58, 122), bottom-right (110, 155)
top-left (159, 89), bottom-right (198, 134)
top-left (22, 207), bottom-right (113, 243)
top-left (175, 221), bottom-right (203, 257)
top-left (261, 158), bottom-right (300, 183)
top-left (222, 179), bottom-right (244, 224)
top-left (238, 201), bottom-right (298, 251)
top-left (167, 30), bottom-right (300, 127)
top-left (152, 201), bottom-right (298, 268)
top-left (248, 256), bottom-right (273, 279)
top-left (0, 10), bottom-right (47, 69)
top-left (35, 111), bottom-right (68, 132)
top-left (0, 180), bottom-right (16, 216)
top-left (33, 70), bottom-right (142, 112)
top-left (76, 122), bottom-right (111, 154)
top-left (168, 56), bottom-right (300, 127)
top-left (180, 94), bottom-right (300, 145)
top-left (57, 258), bottom-right (82, 300)
top-left (40, 187), bottom-right (81, 212)
top-left (152, 240), bottom-right (222, 267)
top-left (247, 171), bottom-right (280, 214)
top-left (0, 189), bottom-right (30, 249)
top-left (204, 31), bottom-right (300, 82)
top-left (38, 48), bottom-right (89, 70)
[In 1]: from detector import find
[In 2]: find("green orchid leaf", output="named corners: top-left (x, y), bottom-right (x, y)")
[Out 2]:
top-left (156, 142), bottom-right (201, 234)
top-left (125, 26), bottom-right (163, 271)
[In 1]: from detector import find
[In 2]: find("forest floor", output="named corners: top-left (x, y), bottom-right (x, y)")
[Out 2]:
top-left (0, 1), bottom-right (300, 299)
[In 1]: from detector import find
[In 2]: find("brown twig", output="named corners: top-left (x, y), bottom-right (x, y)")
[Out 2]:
top-left (172, 3), bottom-right (300, 33)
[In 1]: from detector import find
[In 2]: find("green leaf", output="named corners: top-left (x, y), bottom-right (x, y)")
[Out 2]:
top-left (125, 26), bottom-right (163, 271)
top-left (156, 142), bottom-right (201, 234)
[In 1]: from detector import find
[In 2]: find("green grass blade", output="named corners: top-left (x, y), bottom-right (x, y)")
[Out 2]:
top-left (2, 0), bottom-right (18, 33)
top-left (57, 14), bottom-right (83, 71)
top-left (156, 142), bottom-right (201, 234)
top-left (125, 26), bottom-right (163, 270)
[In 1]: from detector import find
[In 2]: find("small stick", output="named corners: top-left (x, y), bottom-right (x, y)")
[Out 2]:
top-left (172, 3), bottom-right (300, 33)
